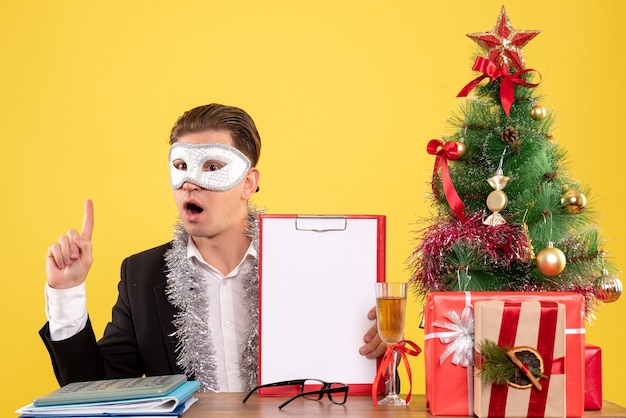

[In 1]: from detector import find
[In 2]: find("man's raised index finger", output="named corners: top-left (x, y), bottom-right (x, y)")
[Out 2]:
top-left (81, 199), bottom-right (95, 240)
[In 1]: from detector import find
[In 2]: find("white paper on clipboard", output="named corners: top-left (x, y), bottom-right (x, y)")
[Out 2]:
top-left (258, 214), bottom-right (386, 395)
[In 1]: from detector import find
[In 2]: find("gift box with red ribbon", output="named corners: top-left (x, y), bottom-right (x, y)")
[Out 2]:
top-left (473, 300), bottom-right (566, 417)
top-left (584, 343), bottom-right (602, 410)
top-left (423, 292), bottom-right (585, 417)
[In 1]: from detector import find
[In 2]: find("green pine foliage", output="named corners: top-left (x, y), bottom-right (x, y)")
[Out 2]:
top-left (475, 340), bottom-right (542, 386)
top-left (409, 58), bottom-right (615, 314)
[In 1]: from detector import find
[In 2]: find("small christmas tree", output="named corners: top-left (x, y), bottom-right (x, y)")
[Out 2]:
top-left (409, 6), bottom-right (621, 315)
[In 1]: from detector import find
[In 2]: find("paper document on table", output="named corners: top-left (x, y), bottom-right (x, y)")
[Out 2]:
top-left (258, 214), bottom-right (386, 395)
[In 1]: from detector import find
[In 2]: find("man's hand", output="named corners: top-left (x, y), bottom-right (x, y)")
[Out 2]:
top-left (46, 200), bottom-right (94, 289)
top-left (359, 306), bottom-right (388, 359)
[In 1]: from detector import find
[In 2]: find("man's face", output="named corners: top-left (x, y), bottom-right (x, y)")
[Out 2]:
top-left (171, 130), bottom-right (256, 240)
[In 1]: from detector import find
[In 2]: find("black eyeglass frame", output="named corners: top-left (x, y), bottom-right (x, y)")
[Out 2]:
top-left (242, 379), bottom-right (349, 410)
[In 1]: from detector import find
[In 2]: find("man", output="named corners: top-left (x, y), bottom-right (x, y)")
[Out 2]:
top-left (41, 103), bottom-right (386, 393)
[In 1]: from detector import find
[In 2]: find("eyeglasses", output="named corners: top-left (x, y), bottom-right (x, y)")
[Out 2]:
top-left (242, 379), bottom-right (349, 409)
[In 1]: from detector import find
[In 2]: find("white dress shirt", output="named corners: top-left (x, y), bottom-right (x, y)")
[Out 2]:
top-left (45, 238), bottom-right (256, 393)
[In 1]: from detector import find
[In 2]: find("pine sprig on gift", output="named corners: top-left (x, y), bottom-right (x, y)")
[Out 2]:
top-left (475, 340), bottom-right (542, 386)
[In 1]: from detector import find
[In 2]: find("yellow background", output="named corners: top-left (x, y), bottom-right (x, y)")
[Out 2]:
top-left (2, 0), bottom-right (624, 415)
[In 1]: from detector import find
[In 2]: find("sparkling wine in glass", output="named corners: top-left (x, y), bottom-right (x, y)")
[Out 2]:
top-left (375, 282), bottom-right (407, 406)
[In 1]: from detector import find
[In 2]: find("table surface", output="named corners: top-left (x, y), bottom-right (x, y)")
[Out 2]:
top-left (183, 393), bottom-right (626, 417)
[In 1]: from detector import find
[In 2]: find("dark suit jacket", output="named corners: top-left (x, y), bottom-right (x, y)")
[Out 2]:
top-left (40, 243), bottom-right (184, 386)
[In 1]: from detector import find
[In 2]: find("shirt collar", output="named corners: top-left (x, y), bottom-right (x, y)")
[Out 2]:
top-left (186, 236), bottom-right (257, 277)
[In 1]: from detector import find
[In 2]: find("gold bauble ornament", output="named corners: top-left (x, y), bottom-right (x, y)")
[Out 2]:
top-left (561, 188), bottom-right (587, 214)
top-left (530, 104), bottom-right (547, 120)
top-left (536, 242), bottom-right (566, 276)
top-left (594, 268), bottom-right (623, 303)
top-left (455, 140), bottom-right (466, 158)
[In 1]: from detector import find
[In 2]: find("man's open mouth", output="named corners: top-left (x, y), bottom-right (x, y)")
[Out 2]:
top-left (185, 202), bottom-right (204, 214)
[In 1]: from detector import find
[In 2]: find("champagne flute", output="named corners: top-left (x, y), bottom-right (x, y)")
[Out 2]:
top-left (375, 282), bottom-right (407, 406)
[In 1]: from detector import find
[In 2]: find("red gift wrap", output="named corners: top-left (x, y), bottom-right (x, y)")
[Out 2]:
top-left (473, 300), bottom-right (566, 417)
top-left (584, 344), bottom-right (602, 410)
top-left (423, 292), bottom-right (585, 417)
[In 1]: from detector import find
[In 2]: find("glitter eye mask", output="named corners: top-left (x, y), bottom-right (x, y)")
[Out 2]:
top-left (169, 142), bottom-right (251, 191)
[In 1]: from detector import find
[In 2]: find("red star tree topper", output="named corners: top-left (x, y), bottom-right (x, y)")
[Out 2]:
top-left (467, 6), bottom-right (540, 71)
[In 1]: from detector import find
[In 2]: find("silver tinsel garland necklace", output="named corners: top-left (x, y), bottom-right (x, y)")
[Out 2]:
top-left (164, 208), bottom-right (261, 393)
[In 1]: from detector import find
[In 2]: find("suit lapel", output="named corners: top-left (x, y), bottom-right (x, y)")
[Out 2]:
top-left (153, 281), bottom-right (180, 373)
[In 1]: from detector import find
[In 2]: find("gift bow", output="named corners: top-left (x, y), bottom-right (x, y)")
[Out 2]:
top-left (457, 56), bottom-right (541, 116)
top-left (371, 340), bottom-right (421, 406)
top-left (432, 305), bottom-right (474, 367)
top-left (427, 139), bottom-right (466, 223)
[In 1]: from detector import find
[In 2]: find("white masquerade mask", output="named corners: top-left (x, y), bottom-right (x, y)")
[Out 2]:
top-left (169, 142), bottom-right (251, 191)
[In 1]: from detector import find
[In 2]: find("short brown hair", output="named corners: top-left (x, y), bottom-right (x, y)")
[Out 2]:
top-left (169, 103), bottom-right (261, 166)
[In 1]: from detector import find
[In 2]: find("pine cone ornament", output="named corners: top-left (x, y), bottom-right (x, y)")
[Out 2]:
top-left (501, 127), bottom-right (519, 145)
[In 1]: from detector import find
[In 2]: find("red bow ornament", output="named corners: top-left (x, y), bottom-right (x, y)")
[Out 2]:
top-left (457, 56), bottom-right (541, 116)
top-left (371, 340), bottom-right (421, 406)
top-left (427, 139), bottom-right (466, 223)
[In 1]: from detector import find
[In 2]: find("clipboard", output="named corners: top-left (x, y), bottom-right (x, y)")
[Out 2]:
top-left (258, 214), bottom-right (386, 395)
